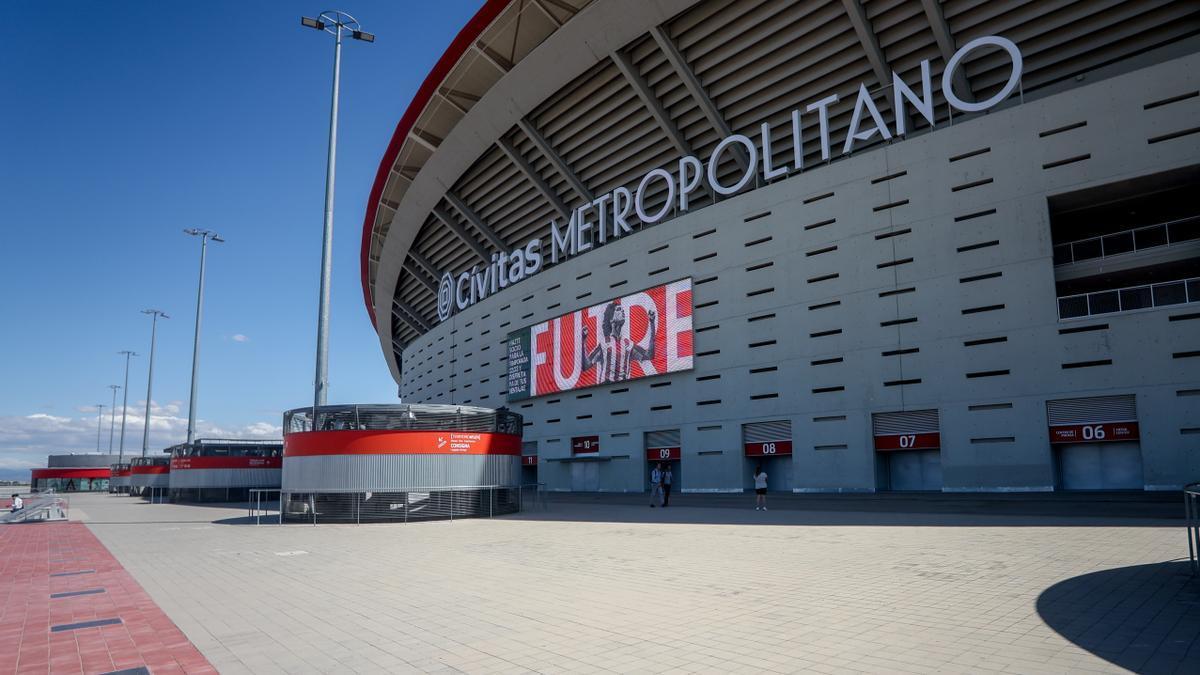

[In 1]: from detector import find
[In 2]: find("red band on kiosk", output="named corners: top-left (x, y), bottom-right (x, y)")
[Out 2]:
top-left (131, 465), bottom-right (170, 475)
top-left (284, 430), bottom-right (521, 457)
top-left (31, 468), bottom-right (111, 479)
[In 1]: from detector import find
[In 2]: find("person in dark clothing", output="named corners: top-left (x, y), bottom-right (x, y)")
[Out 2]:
top-left (662, 465), bottom-right (673, 507)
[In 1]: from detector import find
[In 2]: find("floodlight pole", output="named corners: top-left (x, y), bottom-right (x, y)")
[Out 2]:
top-left (108, 384), bottom-right (120, 452)
top-left (184, 229), bottom-right (222, 444)
top-left (117, 350), bottom-right (137, 462)
top-left (141, 309), bottom-right (168, 457)
top-left (95, 404), bottom-right (106, 452)
top-left (302, 11), bottom-right (373, 412)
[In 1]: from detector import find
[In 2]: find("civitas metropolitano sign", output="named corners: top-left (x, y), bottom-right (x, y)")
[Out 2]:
top-left (435, 36), bottom-right (1024, 322)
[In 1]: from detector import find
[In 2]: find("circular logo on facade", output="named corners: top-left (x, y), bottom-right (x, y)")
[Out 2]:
top-left (437, 273), bottom-right (455, 322)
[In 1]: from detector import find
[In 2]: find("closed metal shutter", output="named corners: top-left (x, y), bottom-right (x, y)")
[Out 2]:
top-left (521, 441), bottom-right (538, 455)
top-left (645, 430), bottom-right (681, 449)
top-left (1046, 395), bottom-right (1137, 425)
top-left (742, 420), bottom-right (791, 443)
top-left (872, 410), bottom-right (940, 435)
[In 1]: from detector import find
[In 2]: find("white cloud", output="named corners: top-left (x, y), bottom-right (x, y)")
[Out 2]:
top-left (232, 334), bottom-right (249, 342)
top-left (0, 402), bottom-right (281, 470)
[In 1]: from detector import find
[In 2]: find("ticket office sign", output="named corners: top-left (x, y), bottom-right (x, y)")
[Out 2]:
top-left (743, 440), bottom-right (793, 457)
top-left (1049, 422), bottom-right (1139, 444)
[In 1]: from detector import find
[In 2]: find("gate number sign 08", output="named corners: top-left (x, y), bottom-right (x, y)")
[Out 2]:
top-left (761, 442), bottom-right (777, 454)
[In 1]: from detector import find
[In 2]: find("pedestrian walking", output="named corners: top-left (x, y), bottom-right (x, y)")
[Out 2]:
top-left (10, 494), bottom-right (23, 513)
top-left (649, 462), bottom-right (663, 507)
top-left (662, 465), bottom-right (673, 507)
top-left (753, 465), bottom-right (768, 510)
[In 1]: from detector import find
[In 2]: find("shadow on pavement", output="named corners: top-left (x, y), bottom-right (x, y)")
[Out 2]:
top-left (506, 491), bottom-right (1184, 527)
top-left (1036, 561), bottom-right (1200, 673)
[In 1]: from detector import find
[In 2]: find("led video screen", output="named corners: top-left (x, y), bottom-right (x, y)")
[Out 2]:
top-left (506, 278), bottom-right (694, 400)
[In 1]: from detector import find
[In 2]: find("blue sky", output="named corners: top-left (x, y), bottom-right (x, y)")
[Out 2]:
top-left (0, 1), bottom-right (484, 470)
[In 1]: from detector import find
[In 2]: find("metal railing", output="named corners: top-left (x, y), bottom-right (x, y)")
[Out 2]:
top-left (1053, 215), bottom-right (1200, 266)
top-left (1057, 276), bottom-right (1199, 319)
top-left (2, 492), bottom-right (69, 523)
top-left (249, 489), bottom-right (282, 525)
top-left (1186, 483), bottom-right (1200, 576)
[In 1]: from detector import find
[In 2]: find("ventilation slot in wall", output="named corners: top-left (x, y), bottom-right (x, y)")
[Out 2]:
top-left (750, 366), bottom-right (777, 374)
top-left (877, 258), bottom-right (913, 269)
top-left (966, 369), bottom-right (1010, 378)
top-left (808, 273), bottom-right (838, 284)
top-left (881, 347), bottom-right (918, 357)
top-left (813, 415), bottom-right (846, 422)
top-left (811, 357), bottom-right (843, 366)
top-left (747, 313), bottom-right (774, 323)
top-left (1144, 91), bottom-right (1198, 110)
top-left (648, 244), bottom-right (669, 255)
top-left (873, 199), bottom-right (909, 212)
top-left (750, 393), bottom-right (778, 400)
top-left (695, 275), bottom-right (717, 285)
top-left (694, 252), bottom-right (717, 262)
top-left (807, 245), bottom-right (837, 257)
top-left (1062, 359), bottom-right (1112, 369)
top-left (1059, 323), bottom-right (1108, 335)
top-left (884, 378), bottom-right (921, 387)
top-left (805, 218), bottom-right (836, 231)
top-left (871, 170), bottom-right (907, 184)
top-left (1148, 127), bottom-right (1200, 144)
top-left (1043, 154), bottom-right (1091, 170)
top-left (969, 402), bottom-right (1013, 411)
top-left (1039, 121), bottom-right (1086, 138)
top-left (875, 228), bottom-right (911, 240)
top-left (746, 287), bottom-right (774, 298)
top-left (693, 228), bottom-right (716, 239)
top-left (949, 147), bottom-right (990, 163)
top-left (744, 211), bottom-right (771, 222)
top-left (880, 317), bottom-right (917, 327)
top-left (963, 304), bottom-right (1005, 315)
top-left (813, 386), bottom-right (845, 393)
top-left (879, 287), bottom-right (915, 298)
top-left (746, 261), bottom-right (773, 272)
top-left (964, 336), bottom-right (1007, 347)
top-left (809, 300), bottom-right (840, 311)
top-left (961, 271), bottom-right (1002, 283)
top-left (1169, 313), bottom-right (1200, 322)
top-left (745, 236), bottom-right (772, 247)
top-left (811, 328), bottom-right (842, 338)
top-left (804, 191), bottom-right (834, 204)
top-left (958, 240), bottom-right (999, 253)
top-left (955, 208), bottom-right (997, 222)
top-left (951, 178), bottom-right (994, 192)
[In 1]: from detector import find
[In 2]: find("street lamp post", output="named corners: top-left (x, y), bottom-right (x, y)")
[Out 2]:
top-left (107, 384), bottom-right (120, 452)
top-left (300, 11), bottom-right (374, 411)
top-left (183, 229), bottom-right (223, 444)
top-left (95, 404), bottom-right (106, 453)
top-left (117, 350), bottom-right (137, 462)
top-left (141, 309), bottom-right (169, 457)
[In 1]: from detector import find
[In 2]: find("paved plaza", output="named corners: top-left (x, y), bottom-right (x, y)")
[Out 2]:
top-left (30, 493), bottom-right (1200, 673)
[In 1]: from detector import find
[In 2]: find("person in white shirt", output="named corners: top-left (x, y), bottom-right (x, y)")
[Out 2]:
top-left (11, 494), bottom-right (23, 512)
top-left (753, 465), bottom-right (768, 510)
top-left (649, 463), bottom-right (663, 507)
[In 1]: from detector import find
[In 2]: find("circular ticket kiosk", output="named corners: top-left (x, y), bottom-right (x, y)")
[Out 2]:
top-left (129, 456), bottom-right (170, 498)
top-left (281, 404), bottom-right (523, 522)
top-left (168, 439), bottom-right (283, 502)
top-left (109, 463), bottom-right (132, 494)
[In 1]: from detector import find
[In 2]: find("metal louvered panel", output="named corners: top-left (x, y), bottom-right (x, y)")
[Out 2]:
top-left (1046, 395), bottom-right (1138, 425)
top-left (743, 420), bottom-right (792, 443)
top-left (645, 429), bottom-right (682, 449)
top-left (872, 409), bottom-right (941, 435)
top-left (522, 440), bottom-right (538, 455)
top-left (282, 455), bottom-right (520, 492)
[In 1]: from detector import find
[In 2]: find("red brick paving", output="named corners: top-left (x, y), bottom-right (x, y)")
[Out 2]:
top-left (0, 521), bottom-right (215, 675)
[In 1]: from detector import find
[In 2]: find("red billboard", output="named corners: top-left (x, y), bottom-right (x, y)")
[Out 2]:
top-left (507, 279), bottom-right (693, 399)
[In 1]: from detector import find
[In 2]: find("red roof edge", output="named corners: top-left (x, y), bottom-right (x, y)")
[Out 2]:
top-left (360, 0), bottom-right (517, 332)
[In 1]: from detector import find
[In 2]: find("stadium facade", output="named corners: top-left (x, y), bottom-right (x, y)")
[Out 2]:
top-left (361, 0), bottom-right (1200, 493)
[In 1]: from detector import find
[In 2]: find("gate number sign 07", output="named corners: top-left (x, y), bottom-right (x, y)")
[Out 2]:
top-left (898, 434), bottom-right (917, 448)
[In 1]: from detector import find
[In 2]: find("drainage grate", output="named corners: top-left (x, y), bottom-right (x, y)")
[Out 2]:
top-left (51, 588), bottom-right (105, 599)
top-left (51, 617), bottom-right (122, 632)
